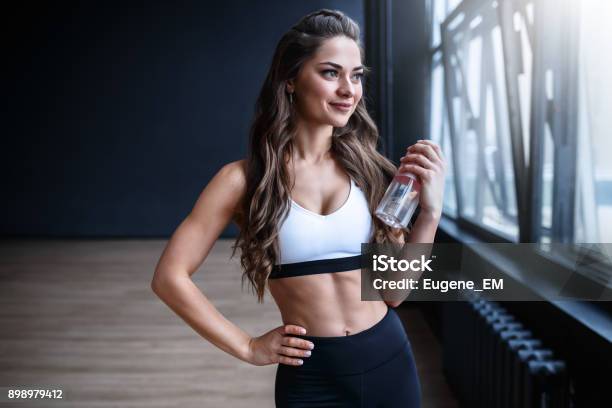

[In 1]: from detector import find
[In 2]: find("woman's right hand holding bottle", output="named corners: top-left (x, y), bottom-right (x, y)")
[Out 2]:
top-left (247, 324), bottom-right (314, 366)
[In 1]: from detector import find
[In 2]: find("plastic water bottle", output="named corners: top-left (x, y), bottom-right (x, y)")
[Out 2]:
top-left (375, 172), bottom-right (421, 230)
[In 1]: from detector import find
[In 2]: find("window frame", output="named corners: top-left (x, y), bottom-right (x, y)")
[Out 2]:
top-left (427, 0), bottom-right (612, 311)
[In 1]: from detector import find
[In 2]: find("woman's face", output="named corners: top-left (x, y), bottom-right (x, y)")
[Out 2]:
top-left (287, 36), bottom-right (364, 128)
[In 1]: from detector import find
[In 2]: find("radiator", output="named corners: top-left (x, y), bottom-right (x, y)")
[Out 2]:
top-left (442, 296), bottom-right (571, 408)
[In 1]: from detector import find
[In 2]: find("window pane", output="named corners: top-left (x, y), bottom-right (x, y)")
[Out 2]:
top-left (514, 4), bottom-right (534, 167)
top-left (431, 0), bottom-right (446, 47)
top-left (540, 120), bottom-right (554, 240)
top-left (443, 2), bottom-right (519, 240)
top-left (431, 0), bottom-right (464, 48)
top-left (442, 111), bottom-right (457, 216)
top-left (574, 0), bottom-right (612, 243)
top-left (447, 0), bottom-right (462, 14)
top-left (430, 53), bottom-right (457, 216)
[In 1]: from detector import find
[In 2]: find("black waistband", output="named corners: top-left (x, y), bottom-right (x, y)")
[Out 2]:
top-left (291, 307), bottom-right (410, 375)
top-left (270, 255), bottom-right (363, 279)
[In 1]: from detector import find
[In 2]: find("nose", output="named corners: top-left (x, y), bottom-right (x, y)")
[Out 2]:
top-left (337, 75), bottom-right (355, 98)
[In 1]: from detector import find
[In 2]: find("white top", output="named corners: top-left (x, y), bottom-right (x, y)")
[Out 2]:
top-left (276, 177), bottom-right (374, 265)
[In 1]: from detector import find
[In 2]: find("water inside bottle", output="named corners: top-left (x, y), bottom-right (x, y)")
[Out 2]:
top-left (375, 173), bottom-right (421, 229)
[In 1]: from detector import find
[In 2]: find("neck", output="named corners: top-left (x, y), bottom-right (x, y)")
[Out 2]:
top-left (290, 119), bottom-right (334, 165)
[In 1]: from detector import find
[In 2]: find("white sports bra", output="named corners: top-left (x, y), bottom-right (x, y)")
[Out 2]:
top-left (270, 177), bottom-right (374, 279)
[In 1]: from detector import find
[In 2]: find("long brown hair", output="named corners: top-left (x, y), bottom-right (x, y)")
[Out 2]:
top-left (231, 9), bottom-right (407, 302)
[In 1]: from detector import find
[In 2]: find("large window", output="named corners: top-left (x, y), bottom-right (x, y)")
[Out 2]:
top-left (429, 0), bottom-right (612, 243)
top-left (428, 0), bottom-right (612, 284)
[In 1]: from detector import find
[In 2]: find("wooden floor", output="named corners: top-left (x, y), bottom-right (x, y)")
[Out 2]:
top-left (0, 239), bottom-right (459, 407)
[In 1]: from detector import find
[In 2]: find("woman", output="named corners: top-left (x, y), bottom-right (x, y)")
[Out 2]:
top-left (152, 9), bottom-right (446, 407)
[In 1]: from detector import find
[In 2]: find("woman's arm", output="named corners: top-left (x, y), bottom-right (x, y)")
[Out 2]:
top-left (406, 209), bottom-right (441, 244)
top-left (151, 160), bottom-right (253, 362)
top-left (384, 140), bottom-right (446, 307)
top-left (151, 160), bottom-right (312, 367)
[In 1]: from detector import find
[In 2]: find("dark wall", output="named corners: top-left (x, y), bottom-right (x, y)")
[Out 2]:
top-left (2, 0), bottom-right (364, 238)
top-left (391, 0), bottom-right (428, 163)
top-left (363, 0), bottom-right (428, 165)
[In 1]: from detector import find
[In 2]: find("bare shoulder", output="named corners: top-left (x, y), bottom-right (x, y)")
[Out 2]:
top-left (152, 160), bottom-right (248, 280)
top-left (219, 159), bottom-right (247, 191)
top-left (190, 159), bottom-right (247, 224)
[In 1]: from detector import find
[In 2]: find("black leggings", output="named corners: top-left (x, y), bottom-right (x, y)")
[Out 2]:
top-left (275, 307), bottom-right (421, 407)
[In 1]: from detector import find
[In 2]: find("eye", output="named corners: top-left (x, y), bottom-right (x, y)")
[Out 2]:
top-left (322, 69), bottom-right (338, 78)
top-left (322, 70), bottom-right (364, 82)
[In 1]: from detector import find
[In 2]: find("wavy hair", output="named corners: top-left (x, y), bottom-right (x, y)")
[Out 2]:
top-left (231, 9), bottom-right (408, 302)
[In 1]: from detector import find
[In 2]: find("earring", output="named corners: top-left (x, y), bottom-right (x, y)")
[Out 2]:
top-left (289, 93), bottom-right (293, 104)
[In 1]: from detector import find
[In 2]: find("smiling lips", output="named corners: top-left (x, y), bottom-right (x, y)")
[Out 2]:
top-left (329, 102), bottom-right (352, 112)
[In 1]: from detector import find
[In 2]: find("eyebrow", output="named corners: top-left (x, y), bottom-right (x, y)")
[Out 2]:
top-left (318, 61), bottom-right (364, 71)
